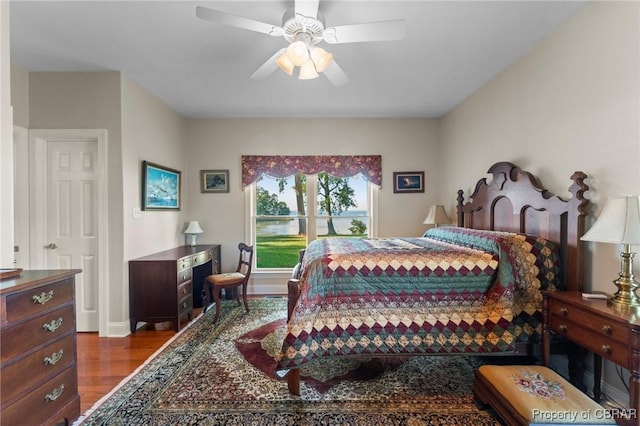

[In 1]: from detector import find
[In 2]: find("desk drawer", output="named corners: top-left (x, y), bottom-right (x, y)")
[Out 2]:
top-left (1, 333), bottom-right (75, 403)
top-left (193, 249), bottom-right (212, 266)
top-left (1, 305), bottom-right (75, 362)
top-left (549, 315), bottom-right (628, 366)
top-left (177, 268), bottom-right (192, 285)
top-left (3, 279), bottom-right (74, 324)
top-left (178, 257), bottom-right (192, 272)
top-left (178, 281), bottom-right (192, 300)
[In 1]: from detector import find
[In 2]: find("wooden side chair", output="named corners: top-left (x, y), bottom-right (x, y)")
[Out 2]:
top-left (205, 243), bottom-right (254, 323)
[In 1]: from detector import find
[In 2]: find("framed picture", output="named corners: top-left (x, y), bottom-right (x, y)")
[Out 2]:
top-left (201, 169), bottom-right (229, 193)
top-left (393, 171), bottom-right (425, 193)
top-left (141, 161), bottom-right (181, 210)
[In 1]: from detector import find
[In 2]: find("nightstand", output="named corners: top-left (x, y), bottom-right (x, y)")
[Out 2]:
top-left (542, 291), bottom-right (640, 425)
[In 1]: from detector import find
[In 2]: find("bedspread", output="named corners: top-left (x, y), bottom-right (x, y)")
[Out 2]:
top-left (276, 227), bottom-right (560, 372)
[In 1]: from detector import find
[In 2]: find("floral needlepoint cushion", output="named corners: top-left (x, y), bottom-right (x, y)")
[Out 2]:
top-left (476, 365), bottom-right (616, 424)
top-left (512, 369), bottom-right (566, 402)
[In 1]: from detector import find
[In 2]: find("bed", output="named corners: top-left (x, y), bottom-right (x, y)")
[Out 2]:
top-left (277, 161), bottom-right (589, 395)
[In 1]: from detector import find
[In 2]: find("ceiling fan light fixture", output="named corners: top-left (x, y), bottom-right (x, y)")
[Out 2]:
top-left (298, 60), bottom-right (319, 80)
top-left (286, 40), bottom-right (309, 66)
top-left (310, 47), bottom-right (333, 72)
top-left (276, 53), bottom-right (295, 75)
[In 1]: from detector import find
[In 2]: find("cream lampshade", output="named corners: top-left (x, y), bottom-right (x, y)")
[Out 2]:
top-left (423, 205), bottom-right (450, 228)
top-left (581, 195), bottom-right (640, 312)
top-left (183, 221), bottom-right (204, 247)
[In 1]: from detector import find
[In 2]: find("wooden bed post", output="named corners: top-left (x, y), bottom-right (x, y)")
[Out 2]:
top-left (457, 189), bottom-right (465, 227)
top-left (286, 278), bottom-right (302, 395)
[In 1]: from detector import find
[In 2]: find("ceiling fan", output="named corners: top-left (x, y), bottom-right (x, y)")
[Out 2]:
top-left (196, 0), bottom-right (406, 86)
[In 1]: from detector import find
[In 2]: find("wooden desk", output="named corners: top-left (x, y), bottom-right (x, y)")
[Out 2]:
top-left (543, 291), bottom-right (640, 425)
top-left (129, 245), bottom-right (220, 332)
top-left (1, 269), bottom-right (82, 426)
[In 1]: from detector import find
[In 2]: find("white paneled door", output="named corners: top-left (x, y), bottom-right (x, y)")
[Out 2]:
top-left (46, 140), bottom-right (98, 331)
top-left (30, 130), bottom-right (108, 333)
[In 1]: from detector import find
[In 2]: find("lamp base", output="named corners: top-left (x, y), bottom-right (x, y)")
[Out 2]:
top-left (187, 234), bottom-right (198, 247)
top-left (608, 290), bottom-right (640, 314)
top-left (606, 248), bottom-right (640, 313)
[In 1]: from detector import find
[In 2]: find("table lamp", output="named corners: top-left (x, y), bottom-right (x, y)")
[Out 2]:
top-left (423, 205), bottom-right (450, 228)
top-left (183, 221), bottom-right (204, 247)
top-left (580, 195), bottom-right (640, 313)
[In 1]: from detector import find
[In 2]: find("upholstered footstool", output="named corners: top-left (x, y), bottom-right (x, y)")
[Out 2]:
top-left (473, 365), bottom-right (616, 425)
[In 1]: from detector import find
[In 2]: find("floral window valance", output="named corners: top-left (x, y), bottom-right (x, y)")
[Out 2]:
top-left (241, 155), bottom-right (382, 187)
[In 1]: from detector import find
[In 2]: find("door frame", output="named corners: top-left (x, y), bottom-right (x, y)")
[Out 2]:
top-left (29, 129), bottom-right (109, 336)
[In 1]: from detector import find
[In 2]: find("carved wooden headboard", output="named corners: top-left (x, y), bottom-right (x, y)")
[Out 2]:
top-left (456, 161), bottom-right (589, 292)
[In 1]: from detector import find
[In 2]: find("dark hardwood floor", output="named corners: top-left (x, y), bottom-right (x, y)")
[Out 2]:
top-left (76, 311), bottom-right (202, 414)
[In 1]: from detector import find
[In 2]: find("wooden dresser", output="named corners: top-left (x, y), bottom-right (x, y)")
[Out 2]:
top-left (129, 244), bottom-right (220, 333)
top-left (0, 269), bottom-right (82, 426)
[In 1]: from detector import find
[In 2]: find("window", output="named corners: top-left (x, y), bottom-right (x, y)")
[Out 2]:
top-left (242, 155), bottom-right (381, 271)
top-left (252, 173), bottom-right (374, 269)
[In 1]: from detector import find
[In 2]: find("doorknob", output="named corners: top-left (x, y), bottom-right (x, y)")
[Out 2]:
top-left (45, 243), bottom-right (58, 250)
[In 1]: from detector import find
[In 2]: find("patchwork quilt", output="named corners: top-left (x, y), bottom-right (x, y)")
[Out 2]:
top-left (276, 227), bottom-right (560, 372)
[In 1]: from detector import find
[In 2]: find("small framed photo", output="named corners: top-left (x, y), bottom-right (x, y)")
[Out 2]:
top-left (393, 171), bottom-right (425, 193)
top-left (142, 161), bottom-right (181, 210)
top-left (201, 169), bottom-right (229, 193)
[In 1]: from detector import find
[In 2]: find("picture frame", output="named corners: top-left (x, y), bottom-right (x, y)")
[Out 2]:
top-left (200, 169), bottom-right (230, 193)
top-left (393, 171), bottom-right (425, 193)
top-left (141, 161), bottom-right (181, 210)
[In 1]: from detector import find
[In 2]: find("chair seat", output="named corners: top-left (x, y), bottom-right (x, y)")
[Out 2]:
top-left (208, 272), bottom-right (245, 286)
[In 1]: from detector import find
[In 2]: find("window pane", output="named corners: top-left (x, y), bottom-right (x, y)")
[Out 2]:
top-left (255, 175), bottom-right (307, 268)
top-left (316, 174), bottom-right (368, 238)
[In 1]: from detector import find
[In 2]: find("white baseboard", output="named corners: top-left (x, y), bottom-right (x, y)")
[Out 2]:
top-left (106, 321), bottom-right (131, 337)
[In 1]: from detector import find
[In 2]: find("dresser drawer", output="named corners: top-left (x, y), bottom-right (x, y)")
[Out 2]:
top-left (549, 315), bottom-right (628, 366)
top-left (2, 279), bottom-right (74, 324)
top-left (0, 366), bottom-right (77, 426)
top-left (548, 299), bottom-right (627, 345)
top-left (1, 305), bottom-right (75, 362)
top-left (1, 333), bottom-right (75, 403)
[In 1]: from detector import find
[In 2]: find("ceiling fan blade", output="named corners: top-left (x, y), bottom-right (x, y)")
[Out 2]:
top-left (294, 0), bottom-right (320, 20)
top-left (323, 60), bottom-right (349, 87)
top-left (196, 6), bottom-right (284, 37)
top-left (324, 20), bottom-right (406, 44)
top-left (250, 48), bottom-right (287, 80)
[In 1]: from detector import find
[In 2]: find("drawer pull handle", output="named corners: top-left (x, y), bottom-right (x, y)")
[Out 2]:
top-left (44, 349), bottom-right (64, 365)
top-left (601, 344), bottom-right (611, 354)
top-left (602, 325), bottom-right (613, 335)
top-left (182, 302), bottom-right (188, 309)
top-left (32, 290), bottom-right (54, 305)
top-left (45, 384), bottom-right (65, 402)
top-left (559, 307), bottom-right (568, 315)
top-left (559, 324), bottom-right (567, 333)
top-left (43, 317), bottom-right (63, 332)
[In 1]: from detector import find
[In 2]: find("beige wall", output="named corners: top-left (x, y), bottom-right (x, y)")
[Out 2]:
top-left (440, 0), bottom-right (640, 294)
top-left (186, 118), bottom-right (440, 271)
top-left (121, 73), bottom-right (188, 261)
top-left (438, 1), bottom-right (639, 399)
top-left (10, 64), bottom-right (28, 127)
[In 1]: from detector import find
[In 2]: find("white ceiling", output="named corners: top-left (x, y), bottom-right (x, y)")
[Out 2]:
top-left (10, 1), bottom-right (588, 118)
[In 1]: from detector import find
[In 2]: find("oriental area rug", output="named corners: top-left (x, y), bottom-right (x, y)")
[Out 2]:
top-left (76, 299), bottom-right (503, 425)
